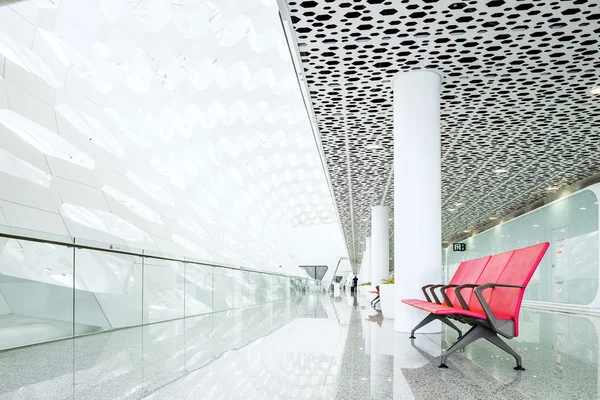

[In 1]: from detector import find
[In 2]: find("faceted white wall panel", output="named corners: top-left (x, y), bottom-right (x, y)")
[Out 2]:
top-left (0, 77), bottom-right (8, 109)
top-left (0, 294), bottom-right (9, 315)
top-left (0, 0), bottom-right (344, 275)
top-left (0, 200), bottom-right (70, 236)
top-left (0, 276), bottom-right (73, 323)
top-left (0, 173), bottom-right (56, 212)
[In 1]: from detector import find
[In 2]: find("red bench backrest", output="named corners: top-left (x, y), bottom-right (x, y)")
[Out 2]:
top-left (446, 256), bottom-right (490, 306)
top-left (487, 242), bottom-right (549, 336)
top-left (467, 250), bottom-right (514, 313)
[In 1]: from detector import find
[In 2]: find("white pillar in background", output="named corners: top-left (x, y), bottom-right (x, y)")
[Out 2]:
top-left (364, 237), bottom-right (372, 284)
top-left (371, 206), bottom-right (390, 286)
top-left (359, 251), bottom-right (366, 283)
top-left (393, 70), bottom-right (442, 333)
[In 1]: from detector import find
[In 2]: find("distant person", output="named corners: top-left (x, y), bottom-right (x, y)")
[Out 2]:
top-left (352, 276), bottom-right (358, 293)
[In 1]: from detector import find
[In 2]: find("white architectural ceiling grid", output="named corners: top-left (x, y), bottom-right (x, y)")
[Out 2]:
top-left (283, 0), bottom-right (600, 263)
top-left (0, 0), bottom-right (343, 275)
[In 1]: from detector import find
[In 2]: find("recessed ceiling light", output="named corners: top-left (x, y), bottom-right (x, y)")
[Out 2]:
top-left (547, 186), bottom-right (559, 192)
top-left (366, 143), bottom-right (383, 150)
top-left (455, 202), bottom-right (463, 206)
top-left (494, 168), bottom-right (508, 174)
top-left (463, 230), bottom-right (470, 233)
top-left (580, 207), bottom-right (587, 210)
top-left (448, 208), bottom-right (456, 212)
top-left (590, 86), bottom-right (600, 96)
top-left (489, 217), bottom-right (497, 220)
top-left (533, 224), bottom-right (539, 227)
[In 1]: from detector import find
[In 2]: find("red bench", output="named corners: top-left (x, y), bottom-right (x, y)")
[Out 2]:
top-left (401, 242), bottom-right (549, 370)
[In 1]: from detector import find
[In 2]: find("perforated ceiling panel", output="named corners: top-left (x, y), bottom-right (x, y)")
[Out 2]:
top-left (281, 0), bottom-right (600, 263)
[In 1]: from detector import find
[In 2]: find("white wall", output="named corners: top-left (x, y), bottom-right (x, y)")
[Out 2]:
top-left (446, 183), bottom-right (600, 313)
top-left (285, 223), bottom-right (349, 284)
top-left (0, 0), bottom-right (349, 350)
top-left (0, 290), bottom-right (10, 315)
top-left (0, 0), bottom-right (342, 277)
top-left (334, 259), bottom-right (353, 286)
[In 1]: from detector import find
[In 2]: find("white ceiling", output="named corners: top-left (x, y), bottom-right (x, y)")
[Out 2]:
top-left (280, 0), bottom-right (600, 264)
top-left (0, 0), bottom-right (346, 275)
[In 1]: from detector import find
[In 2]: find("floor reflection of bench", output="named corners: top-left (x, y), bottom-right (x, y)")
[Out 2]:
top-left (402, 242), bottom-right (549, 370)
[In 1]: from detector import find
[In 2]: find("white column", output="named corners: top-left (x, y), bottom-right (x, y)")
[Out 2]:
top-left (371, 206), bottom-right (390, 286)
top-left (359, 251), bottom-right (366, 283)
top-left (364, 236), bottom-right (372, 284)
top-left (393, 70), bottom-right (442, 333)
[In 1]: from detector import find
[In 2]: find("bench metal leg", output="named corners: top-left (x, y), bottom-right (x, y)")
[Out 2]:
top-left (409, 314), bottom-right (462, 340)
top-left (409, 313), bottom-right (437, 339)
top-left (485, 333), bottom-right (524, 370)
top-left (439, 325), bottom-right (480, 368)
top-left (440, 316), bottom-right (462, 340)
top-left (438, 324), bottom-right (524, 370)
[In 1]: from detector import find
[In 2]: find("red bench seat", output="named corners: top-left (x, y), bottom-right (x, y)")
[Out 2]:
top-left (405, 301), bottom-right (513, 320)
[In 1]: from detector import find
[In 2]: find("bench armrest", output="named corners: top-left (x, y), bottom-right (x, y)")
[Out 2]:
top-left (440, 284), bottom-right (459, 307)
top-left (421, 284), bottom-right (435, 302)
top-left (422, 284), bottom-right (448, 304)
top-left (473, 283), bottom-right (525, 338)
top-left (428, 284), bottom-right (446, 304)
top-left (453, 284), bottom-right (480, 310)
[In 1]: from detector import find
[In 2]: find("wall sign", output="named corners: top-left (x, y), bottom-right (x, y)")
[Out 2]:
top-left (453, 243), bottom-right (466, 251)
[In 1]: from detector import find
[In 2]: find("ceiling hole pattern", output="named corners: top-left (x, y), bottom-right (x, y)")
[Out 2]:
top-left (286, 0), bottom-right (600, 262)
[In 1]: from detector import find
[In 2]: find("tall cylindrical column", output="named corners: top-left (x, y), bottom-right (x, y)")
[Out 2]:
top-left (371, 206), bottom-right (390, 286)
top-left (360, 251), bottom-right (367, 283)
top-left (364, 236), bottom-right (372, 284)
top-left (393, 70), bottom-right (442, 333)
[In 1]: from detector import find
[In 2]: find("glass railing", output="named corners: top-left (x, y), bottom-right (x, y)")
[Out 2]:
top-left (0, 226), bottom-right (320, 351)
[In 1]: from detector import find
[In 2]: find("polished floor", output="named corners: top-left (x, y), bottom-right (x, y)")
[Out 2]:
top-left (0, 292), bottom-right (598, 399)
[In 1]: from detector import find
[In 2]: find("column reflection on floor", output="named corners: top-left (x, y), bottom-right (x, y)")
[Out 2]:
top-left (146, 294), bottom-right (351, 400)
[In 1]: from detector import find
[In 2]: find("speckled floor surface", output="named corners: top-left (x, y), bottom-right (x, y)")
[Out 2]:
top-left (1, 293), bottom-right (598, 399)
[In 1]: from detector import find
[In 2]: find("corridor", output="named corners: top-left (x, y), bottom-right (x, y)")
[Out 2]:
top-left (1, 293), bottom-right (597, 399)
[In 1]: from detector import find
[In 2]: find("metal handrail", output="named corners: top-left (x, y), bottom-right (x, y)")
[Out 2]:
top-left (0, 229), bottom-right (314, 281)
